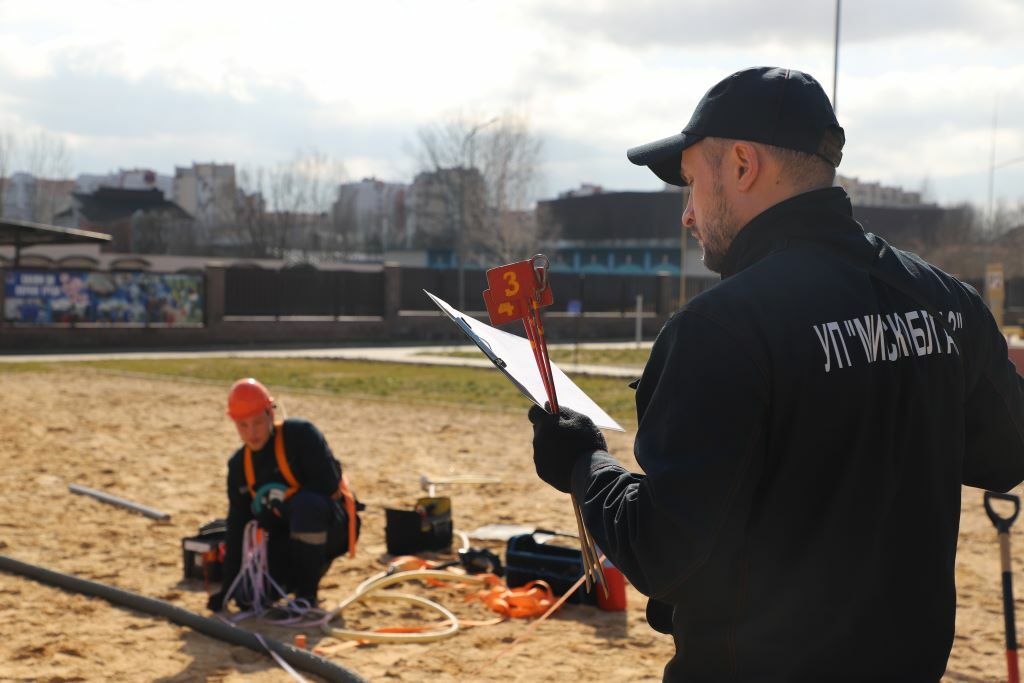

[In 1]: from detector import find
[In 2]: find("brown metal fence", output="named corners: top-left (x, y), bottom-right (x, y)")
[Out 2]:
top-left (399, 268), bottom-right (488, 311)
top-left (223, 264), bottom-right (717, 319)
top-left (224, 267), bottom-right (386, 317)
top-left (400, 267), bottom-right (698, 313)
top-left (546, 271), bottom-right (668, 314)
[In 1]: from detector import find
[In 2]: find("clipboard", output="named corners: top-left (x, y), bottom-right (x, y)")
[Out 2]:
top-left (425, 290), bottom-right (623, 431)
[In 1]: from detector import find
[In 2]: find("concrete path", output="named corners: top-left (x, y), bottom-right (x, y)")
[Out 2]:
top-left (0, 341), bottom-right (650, 378)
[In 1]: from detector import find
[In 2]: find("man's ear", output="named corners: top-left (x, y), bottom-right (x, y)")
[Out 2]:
top-left (731, 141), bottom-right (759, 191)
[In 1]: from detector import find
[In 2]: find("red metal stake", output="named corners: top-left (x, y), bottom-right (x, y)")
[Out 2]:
top-left (522, 305), bottom-right (557, 412)
top-left (529, 297), bottom-right (558, 413)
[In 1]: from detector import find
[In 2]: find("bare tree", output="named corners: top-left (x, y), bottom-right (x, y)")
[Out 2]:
top-left (330, 188), bottom-right (360, 253)
top-left (0, 131), bottom-right (14, 215)
top-left (476, 115), bottom-right (545, 263)
top-left (992, 198), bottom-right (1024, 236)
top-left (236, 167), bottom-right (275, 258)
top-left (237, 150), bottom-right (346, 258)
top-left (413, 113), bottom-right (544, 308)
top-left (131, 211), bottom-right (187, 254)
top-left (24, 132), bottom-right (73, 224)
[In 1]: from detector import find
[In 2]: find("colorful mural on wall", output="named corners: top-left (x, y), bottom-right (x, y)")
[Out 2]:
top-left (3, 270), bottom-right (204, 325)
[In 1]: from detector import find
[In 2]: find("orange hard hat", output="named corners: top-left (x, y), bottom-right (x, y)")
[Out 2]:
top-left (226, 378), bottom-right (274, 421)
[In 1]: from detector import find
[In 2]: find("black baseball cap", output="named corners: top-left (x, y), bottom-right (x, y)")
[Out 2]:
top-left (627, 66), bottom-right (845, 187)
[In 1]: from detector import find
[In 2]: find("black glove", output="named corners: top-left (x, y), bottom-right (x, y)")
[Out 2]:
top-left (255, 489), bottom-right (287, 533)
top-left (529, 404), bottom-right (607, 493)
top-left (207, 590), bottom-right (226, 612)
top-left (207, 588), bottom-right (253, 612)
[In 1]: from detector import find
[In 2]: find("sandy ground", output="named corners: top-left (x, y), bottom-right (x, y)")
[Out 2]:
top-left (0, 368), bottom-right (1019, 682)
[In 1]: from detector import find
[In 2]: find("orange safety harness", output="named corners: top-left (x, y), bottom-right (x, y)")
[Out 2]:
top-left (243, 422), bottom-right (359, 557)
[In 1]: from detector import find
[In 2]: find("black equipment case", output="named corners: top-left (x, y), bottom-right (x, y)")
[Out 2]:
top-left (182, 519), bottom-right (227, 581)
top-left (385, 496), bottom-right (453, 555)
top-left (504, 532), bottom-right (597, 605)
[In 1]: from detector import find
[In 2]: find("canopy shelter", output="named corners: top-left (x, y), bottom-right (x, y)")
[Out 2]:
top-left (0, 218), bottom-right (111, 268)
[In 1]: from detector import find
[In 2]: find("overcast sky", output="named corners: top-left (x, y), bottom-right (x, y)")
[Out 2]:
top-left (0, 0), bottom-right (1021, 209)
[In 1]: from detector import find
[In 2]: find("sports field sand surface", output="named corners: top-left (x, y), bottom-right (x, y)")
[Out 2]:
top-left (0, 368), bottom-right (1018, 682)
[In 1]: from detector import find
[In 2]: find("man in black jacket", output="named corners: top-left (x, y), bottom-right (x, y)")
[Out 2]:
top-left (207, 378), bottom-right (357, 612)
top-left (529, 67), bottom-right (1024, 681)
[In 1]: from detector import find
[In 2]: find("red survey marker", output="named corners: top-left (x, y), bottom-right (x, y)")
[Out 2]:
top-left (481, 255), bottom-right (606, 595)
top-left (482, 255), bottom-right (558, 413)
top-left (483, 289), bottom-right (527, 326)
top-left (483, 259), bottom-right (552, 326)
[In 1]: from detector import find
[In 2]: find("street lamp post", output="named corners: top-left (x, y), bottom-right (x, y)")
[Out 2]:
top-left (832, 0), bottom-right (841, 113)
top-left (989, 155), bottom-right (1024, 232)
top-left (455, 117), bottom-right (499, 311)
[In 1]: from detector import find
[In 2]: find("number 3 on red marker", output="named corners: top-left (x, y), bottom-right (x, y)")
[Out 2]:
top-left (486, 261), bottom-right (535, 306)
top-left (503, 271), bottom-right (520, 297)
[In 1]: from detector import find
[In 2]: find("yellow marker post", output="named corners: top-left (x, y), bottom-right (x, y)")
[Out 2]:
top-left (986, 263), bottom-right (1005, 328)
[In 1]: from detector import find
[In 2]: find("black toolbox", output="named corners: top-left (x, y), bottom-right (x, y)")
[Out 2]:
top-left (504, 532), bottom-right (597, 605)
top-left (182, 519), bottom-right (227, 582)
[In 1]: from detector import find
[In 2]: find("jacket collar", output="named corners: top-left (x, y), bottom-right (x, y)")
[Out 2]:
top-left (718, 187), bottom-right (864, 278)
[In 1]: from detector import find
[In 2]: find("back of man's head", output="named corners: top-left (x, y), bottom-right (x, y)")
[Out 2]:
top-left (627, 66), bottom-right (844, 190)
top-left (699, 137), bottom-right (837, 195)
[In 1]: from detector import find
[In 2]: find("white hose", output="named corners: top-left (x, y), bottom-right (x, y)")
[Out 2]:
top-left (322, 569), bottom-right (490, 644)
top-left (226, 523), bottom-right (489, 644)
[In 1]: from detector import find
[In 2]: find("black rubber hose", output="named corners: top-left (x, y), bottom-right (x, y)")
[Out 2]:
top-left (0, 554), bottom-right (366, 683)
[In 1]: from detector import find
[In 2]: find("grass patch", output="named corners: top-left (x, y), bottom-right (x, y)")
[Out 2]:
top-left (422, 345), bottom-right (652, 368)
top-left (547, 346), bottom-right (651, 367)
top-left (74, 357), bottom-right (638, 423)
top-left (0, 362), bottom-right (54, 374)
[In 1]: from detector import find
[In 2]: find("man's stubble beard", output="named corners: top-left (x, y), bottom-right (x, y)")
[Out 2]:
top-left (697, 170), bottom-right (738, 274)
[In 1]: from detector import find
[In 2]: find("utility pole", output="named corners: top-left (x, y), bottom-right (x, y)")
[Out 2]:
top-left (988, 99), bottom-right (998, 234)
top-left (832, 0), bottom-right (841, 113)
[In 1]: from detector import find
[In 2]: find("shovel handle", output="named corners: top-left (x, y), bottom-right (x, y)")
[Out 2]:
top-left (986, 492), bottom-right (1021, 683)
top-left (985, 491), bottom-right (1021, 534)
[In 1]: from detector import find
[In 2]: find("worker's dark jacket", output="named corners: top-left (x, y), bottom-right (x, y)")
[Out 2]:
top-left (572, 187), bottom-right (1024, 681)
top-left (222, 418), bottom-right (344, 591)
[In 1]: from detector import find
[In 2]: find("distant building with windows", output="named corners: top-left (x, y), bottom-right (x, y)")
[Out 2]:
top-left (406, 167), bottom-right (486, 256)
top-left (536, 177), bottom-right (971, 280)
top-left (836, 175), bottom-right (927, 208)
top-left (173, 163), bottom-right (238, 227)
top-left (536, 186), bottom-right (715, 279)
top-left (1, 172), bottom-right (76, 225)
top-left (76, 168), bottom-right (173, 200)
top-left (56, 187), bottom-right (193, 253)
top-left (331, 178), bottom-right (407, 252)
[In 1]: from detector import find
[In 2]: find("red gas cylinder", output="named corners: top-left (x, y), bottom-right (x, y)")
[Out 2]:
top-left (597, 559), bottom-right (627, 612)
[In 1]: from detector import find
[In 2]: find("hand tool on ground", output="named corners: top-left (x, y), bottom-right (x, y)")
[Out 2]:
top-left (419, 474), bottom-right (501, 497)
top-left (985, 490), bottom-right (1021, 683)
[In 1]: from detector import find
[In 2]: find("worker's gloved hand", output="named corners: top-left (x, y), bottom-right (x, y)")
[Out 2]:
top-left (255, 488), bottom-right (287, 533)
top-left (529, 404), bottom-right (607, 493)
top-left (207, 589), bottom-right (252, 612)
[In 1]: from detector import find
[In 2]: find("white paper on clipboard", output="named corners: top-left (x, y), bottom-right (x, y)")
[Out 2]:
top-left (425, 290), bottom-right (624, 431)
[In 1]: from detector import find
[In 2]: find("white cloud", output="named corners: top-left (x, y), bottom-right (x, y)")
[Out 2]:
top-left (0, 0), bottom-right (1021, 207)
top-left (532, 0), bottom-right (1024, 49)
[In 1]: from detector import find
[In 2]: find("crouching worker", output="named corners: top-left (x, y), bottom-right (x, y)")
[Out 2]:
top-left (207, 378), bottom-right (360, 612)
